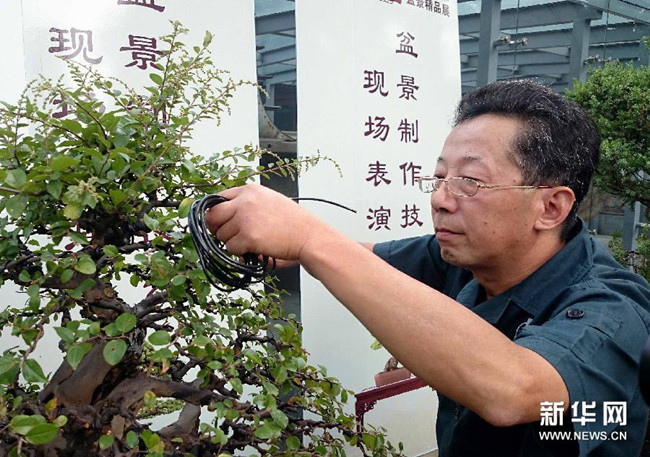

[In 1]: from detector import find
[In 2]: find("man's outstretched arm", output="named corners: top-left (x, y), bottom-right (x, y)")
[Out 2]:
top-left (205, 184), bottom-right (569, 426)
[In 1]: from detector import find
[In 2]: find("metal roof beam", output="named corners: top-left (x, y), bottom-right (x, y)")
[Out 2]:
top-left (590, 23), bottom-right (650, 44)
top-left (259, 69), bottom-right (297, 86)
top-left (514, 62), bottom-right (573, 76)
top-left (463, 42), bottom-right (641, 67)
top-left (461, 68), bottom-right (516, 84)
top-left (460, 2), bottom-right (602, 34)
top-left (259, 45), bottom-right (296, 66)
top-left (569, 18), bottom-right (591, 84)
top-left (477, 0), bottom-right (502, 86)
top-left (641, 40), bottom-right (650, 66)
top-left (463, 50), bottom-right (570, 67)
top-left (460, 23), bottom-right (650, 54)
top-left (462, 62), bottom-right (573, 80)
top-left (550, 82), bottom-right (570, 91)
top-left (568, 0), bottom-right (650, 25)
top-left (255, 11), bottom-right (295, 35)
top-left (587, 41), bottom-right (645, 59)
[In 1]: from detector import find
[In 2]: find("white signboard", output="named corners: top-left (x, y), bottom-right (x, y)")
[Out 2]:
top-left (13, 0), bottom-right (258, 152)
top-left (0, 1), bottom-right (26, 103)
top-left (297, 0), bottom-right (460, 454)
top-left (0, 0), bottom-right (258, 384)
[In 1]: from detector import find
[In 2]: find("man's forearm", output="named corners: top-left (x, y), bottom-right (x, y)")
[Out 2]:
top-left (300, 227), bottom-right (568, 426)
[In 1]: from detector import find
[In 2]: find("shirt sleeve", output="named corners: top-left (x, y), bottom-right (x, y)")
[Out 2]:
top-left (514, 284), bottom-right (648, 456)
top-left (372, 235), bottom-right (450, 291)
top-left (373, 235), bottom-right (476, 298)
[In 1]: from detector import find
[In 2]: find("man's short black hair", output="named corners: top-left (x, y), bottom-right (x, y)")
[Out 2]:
top-left (454, 79), bottom-right (600, 240)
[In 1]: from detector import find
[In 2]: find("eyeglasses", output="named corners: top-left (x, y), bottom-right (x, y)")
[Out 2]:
top-left (417, 176), bottom-right (551, 198)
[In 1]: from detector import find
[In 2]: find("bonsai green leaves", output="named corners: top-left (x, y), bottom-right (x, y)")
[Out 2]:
top-left (0, 22), bottom-right (401, 457)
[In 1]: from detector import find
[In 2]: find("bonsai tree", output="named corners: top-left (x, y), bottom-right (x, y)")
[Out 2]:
top-left (566, 38), bottom-right (650, 281)
top-left (0, 22), bottom-right (401, 456)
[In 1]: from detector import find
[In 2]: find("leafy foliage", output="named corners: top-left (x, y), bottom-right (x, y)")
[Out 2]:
top-left (567, 59), bottom-right (650, 207)
top-left (567, 49), bottom-right (650, 282)
top-left (609, 230), bottom-right (650, 282)
top-left (0, 22), bottom-right (400, 456)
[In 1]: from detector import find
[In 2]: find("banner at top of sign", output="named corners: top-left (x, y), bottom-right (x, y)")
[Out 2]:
top-left (376, 0), bottom-right (453, 18)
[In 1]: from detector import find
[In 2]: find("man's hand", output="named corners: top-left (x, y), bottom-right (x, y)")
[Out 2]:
top-left (204, 184), bottom-right (329, 262)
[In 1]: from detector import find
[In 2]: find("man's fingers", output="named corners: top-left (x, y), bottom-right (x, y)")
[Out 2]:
top-left (215, 221), bottom-right (240, 246)
top-left (274, 259), bottom-right (299, 268)
top-left (256, 255), bottom-right (298, 268)
top-left (223, 235), bottom-right (250, 257)
top-left (218, 186), bottom-right (246, 200)
top-left (205, 200), bottom-right (236, 234)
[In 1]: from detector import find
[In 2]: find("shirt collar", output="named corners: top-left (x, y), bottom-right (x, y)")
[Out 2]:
top-left (508, 219), bottom-right (592, 319)
top-left (456, 219), bottom-right (593, 322)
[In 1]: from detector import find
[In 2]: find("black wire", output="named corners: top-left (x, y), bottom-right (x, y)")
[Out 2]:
top-left (188, 194), bottom-right (356, 291)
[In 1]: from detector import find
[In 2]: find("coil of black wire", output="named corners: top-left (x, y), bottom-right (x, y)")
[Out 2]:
top-left (188, 195), bottom-right (273, 291)
top-left (188, 194), bottom-right (355, 291)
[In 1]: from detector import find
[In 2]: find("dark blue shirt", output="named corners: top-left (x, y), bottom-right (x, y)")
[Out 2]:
top-left (374, 221), bottom-right (650, 456)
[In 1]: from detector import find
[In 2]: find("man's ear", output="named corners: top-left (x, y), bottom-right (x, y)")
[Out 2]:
top-left (534, 186), bottom-right (576, 231)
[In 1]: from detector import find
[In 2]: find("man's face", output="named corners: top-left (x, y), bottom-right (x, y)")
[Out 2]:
top-left (431, 114), bottom-right (540, 271)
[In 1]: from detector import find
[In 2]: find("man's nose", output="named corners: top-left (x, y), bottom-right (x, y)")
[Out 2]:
top-left (430, 184), bottom-right (458, 214)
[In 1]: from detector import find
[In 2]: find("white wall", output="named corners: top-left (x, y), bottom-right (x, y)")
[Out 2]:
top-left (0, 0), bottom-right (26, 103)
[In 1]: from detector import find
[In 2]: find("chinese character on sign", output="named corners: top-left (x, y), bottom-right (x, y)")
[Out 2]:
top-left (48, 27), bottom-right (103, 64)
top-left (53, 92), bottom-right (105, 119)
top-left (399, 162), bottom-right (422, 185)
top-left (443, 4), bottom-right (450, 16)
top-left (367, 206), bottom-right (392, 231)
top-left (120, 35), bottom-right (163, 70)
top-left (540, 401), bottom-right (565, 427)
top-left (417, 0), bottom-right (424, 6)
top-left (52, 97), bottom-right (69, 119)
top-left (398, 75), bottom-right (419, 101)
top-left (85, 92), bottom-right (106, 115)
top-left (407, 0), bottom-right (415, 4)
top-left (366, 161), bottom-right (392, 187)
top-left (117, 0), bottom-right (165, 12)
top-left (571, 401), bottom-right (597, 426)
top-left (603, 402), bottom-right (627, 426)
top-left (396, 32), bottom-right (418, 58)
top-left (364, 116), bottom-right (390, 141)
top-left (434, 1), bottom-right (442, 14)
top-left (425, 0), bottom-right (433, 11)
top-left (400, 204), bottom-right (424, 228)
top-left (398, 118), bottom-right (419, 143)
top-left (363, 70), bottom-right (389, 97)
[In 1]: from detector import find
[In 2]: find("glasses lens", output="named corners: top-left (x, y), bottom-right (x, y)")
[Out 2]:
top-left (419, 179), bottom-right (436, 193)
top-left (448, 178), bottom-right (478, 197)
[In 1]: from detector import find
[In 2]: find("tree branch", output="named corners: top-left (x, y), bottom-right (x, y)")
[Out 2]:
top-left (137, 200), bottom-right (180, 217)
top-left (158, 402), bottom-right (201, 438)
top-left (136, 291), bottom-right (169, 317)
top-left (52, 341), bottom-right (113, 407)
top-left (105, 372), bottom-right (221, 410)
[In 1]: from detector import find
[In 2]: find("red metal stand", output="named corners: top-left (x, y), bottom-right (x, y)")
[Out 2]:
top-left (354, 377), bottom-right (429, 432)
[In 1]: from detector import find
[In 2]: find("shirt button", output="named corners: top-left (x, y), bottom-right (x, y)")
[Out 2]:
top-left (566, 308), bottom-right (585, 319)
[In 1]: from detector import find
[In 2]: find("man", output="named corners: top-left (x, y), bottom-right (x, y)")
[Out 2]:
top-left (206, 80), bottom-right (650, 456)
